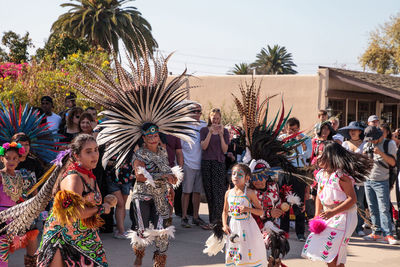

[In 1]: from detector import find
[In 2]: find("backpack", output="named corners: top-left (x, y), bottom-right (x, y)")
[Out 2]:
top-left (379, 139), bottom-right (398, 189)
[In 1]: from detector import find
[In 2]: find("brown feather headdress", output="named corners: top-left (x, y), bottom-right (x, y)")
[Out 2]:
top-left (71, 38), bottom-right (198, 168)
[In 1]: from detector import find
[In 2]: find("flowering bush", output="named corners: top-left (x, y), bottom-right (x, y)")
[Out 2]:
top-left (0, 62), bottom-right (28, 79)
top-left (0, 49), bottom-right (110, 112)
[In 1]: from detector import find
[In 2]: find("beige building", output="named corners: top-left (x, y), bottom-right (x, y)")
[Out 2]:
top-left (185, 67), bottom-right (400, 130)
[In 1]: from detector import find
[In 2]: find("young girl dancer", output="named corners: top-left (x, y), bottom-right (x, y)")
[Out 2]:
top-left (302, 141), bottom-right (372, 267)
top-left (0, 142), bottom-right (28, 266)
top-left (222, 163), bottom-right (267, 266)
top-left (37, 134), bottom-right (115, 267)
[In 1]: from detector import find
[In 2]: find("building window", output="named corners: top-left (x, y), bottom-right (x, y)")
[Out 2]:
top-left (382, 104), bottom-right (397, 129)
top-left (358, 101), bottom-right (376, 123)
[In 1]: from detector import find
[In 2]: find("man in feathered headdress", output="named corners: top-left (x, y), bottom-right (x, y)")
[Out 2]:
top-left (69, 40), bottom-right (198, 266)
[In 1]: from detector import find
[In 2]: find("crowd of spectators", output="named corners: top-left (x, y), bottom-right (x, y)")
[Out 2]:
top-left (16, 94), bottom-right (400, 244)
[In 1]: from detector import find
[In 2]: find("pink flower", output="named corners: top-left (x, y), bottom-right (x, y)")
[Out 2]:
top-left (330, 231), bottom-right (337, 236)
top-left (323, 251), bottom-right (329, 256)
top-left (2, 143), bottom-right (10, 150)
top-left (18, 147), bottom-right (25, 155)
top-left (327, 241), bottom-right (332, 246)
top-left (333, 201), bottom-right (340, 204)
top-left (304, 244), bottom-right (309, 248)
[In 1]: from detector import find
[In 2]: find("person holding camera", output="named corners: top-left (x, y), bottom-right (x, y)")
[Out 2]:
top-left (362, 126), bottom-right (399, 245)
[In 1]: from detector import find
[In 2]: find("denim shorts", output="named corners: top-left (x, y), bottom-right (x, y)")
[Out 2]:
top-left (107, 179), bottom-right (132, 195)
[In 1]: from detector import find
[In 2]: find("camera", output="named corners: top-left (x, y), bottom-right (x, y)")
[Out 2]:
top-left (364, 138), bottom-right (375, 157)
top-left (365, 145), bottom-right (374, 154)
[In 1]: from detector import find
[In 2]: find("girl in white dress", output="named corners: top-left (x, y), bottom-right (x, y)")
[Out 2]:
top-left (301, 142), bottom-right (372, 267)
top-left (222, 163), bottom-right (267, 267)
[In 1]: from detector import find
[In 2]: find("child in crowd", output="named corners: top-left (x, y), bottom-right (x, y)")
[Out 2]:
top-left (302, 142), bottom-right (372, 267)
top-left (222, 163), bottom-right (267, 266)
top-left (0, 142), bottom-right (36, 267)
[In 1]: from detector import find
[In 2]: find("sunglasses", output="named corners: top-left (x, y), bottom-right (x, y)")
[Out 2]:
top-left (251, 176), bottom-right (266, 182)
top-left (193, 110), bottom-right (202, 114)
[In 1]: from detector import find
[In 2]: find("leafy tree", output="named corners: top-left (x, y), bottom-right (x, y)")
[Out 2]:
top-left (229, 63), bottom-right (251, 75)
top-left (360, 15), bottom-right (400, 74)
top-left (51, 0), bottom-right (157, 56)
top-left (35, 32), bottom-right (90, 62)
top-left (0, 48), bottom-right (7, 62)
top-left (251, 44), bottom-right (297, 74)
top-left (0, 31), bottom-right (33, 63)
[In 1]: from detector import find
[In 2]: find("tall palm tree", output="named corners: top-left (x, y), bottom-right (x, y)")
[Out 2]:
top-left (251, 45), bottom-right (297, 74)
top-left (51, 0), bottom-right (157, 56)
top-left (229, 62), bottom-right (251, 75)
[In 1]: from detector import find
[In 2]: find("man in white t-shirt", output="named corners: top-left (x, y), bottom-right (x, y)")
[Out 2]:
top-left (41, 96), bottom-right (62, 134)
top-left (180, 103), bottom-right (208, 228)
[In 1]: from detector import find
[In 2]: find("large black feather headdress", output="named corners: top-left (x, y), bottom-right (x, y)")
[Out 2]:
top-left (232, 77), bottom-right (306, 173)
top-left (70, 39), bottom-right (198, 168)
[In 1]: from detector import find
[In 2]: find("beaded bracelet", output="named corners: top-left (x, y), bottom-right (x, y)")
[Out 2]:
top-left (97, 205), bottom-right (105, 215)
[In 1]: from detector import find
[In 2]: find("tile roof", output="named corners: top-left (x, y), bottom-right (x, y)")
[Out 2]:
top-left (320, 66), bottom-right (400, 92)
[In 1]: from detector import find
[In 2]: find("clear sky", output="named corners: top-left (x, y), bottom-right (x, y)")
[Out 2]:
top-left (1, 0), bottom-right (400, 75)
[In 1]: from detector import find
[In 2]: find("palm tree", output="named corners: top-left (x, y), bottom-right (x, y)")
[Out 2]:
top-left (251, 45), bottom-right (297, 74)
top-left (229, 62), bottom-right (251, 75)
top-left (51, 0), bottom-right (157, 56)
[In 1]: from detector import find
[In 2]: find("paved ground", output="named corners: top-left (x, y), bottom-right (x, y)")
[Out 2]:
top-left (8, 192), bottom-right (400, 266)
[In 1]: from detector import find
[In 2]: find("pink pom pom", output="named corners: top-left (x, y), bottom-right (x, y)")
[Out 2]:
top-left (309, 217), bottom-right (327, 234)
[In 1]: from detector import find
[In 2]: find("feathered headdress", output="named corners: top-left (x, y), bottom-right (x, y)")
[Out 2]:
top-left (0, 101), bottom-right (65, 162)
top-left (70, 40), bottom-right (197, 168)
top-left (232, 78), bottom-right (307, 173)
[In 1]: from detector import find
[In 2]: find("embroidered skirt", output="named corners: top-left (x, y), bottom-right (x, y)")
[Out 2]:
top-left (301, 206), bottom-right (357, 264)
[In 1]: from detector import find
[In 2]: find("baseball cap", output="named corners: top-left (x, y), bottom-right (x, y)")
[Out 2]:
top-left (41, 96), bottom-right (53, 104)
top-left (367, 115), bottom-right (379, 123)
top-left (364, 126), bottom-right (383, 141)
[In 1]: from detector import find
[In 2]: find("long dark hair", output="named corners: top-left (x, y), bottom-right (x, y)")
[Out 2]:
top-left (317, 141), bottom-right (372, 183)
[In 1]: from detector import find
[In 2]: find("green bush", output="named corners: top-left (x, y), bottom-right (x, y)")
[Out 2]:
top-left (0, 49), bottom-right (110, 112)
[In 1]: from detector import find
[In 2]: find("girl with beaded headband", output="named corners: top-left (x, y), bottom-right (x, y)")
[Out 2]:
top-left (0, 141), bottom-right (32, 267)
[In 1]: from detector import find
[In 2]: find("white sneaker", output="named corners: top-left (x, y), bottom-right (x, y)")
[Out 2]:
top-left (357, 230), bottom-right (366, 237)
top-left (113, 231), bottom-right (129, 240)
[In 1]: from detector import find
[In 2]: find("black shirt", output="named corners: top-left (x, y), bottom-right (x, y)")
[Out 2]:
top-left (16, 155), bottom-right (45, 194)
